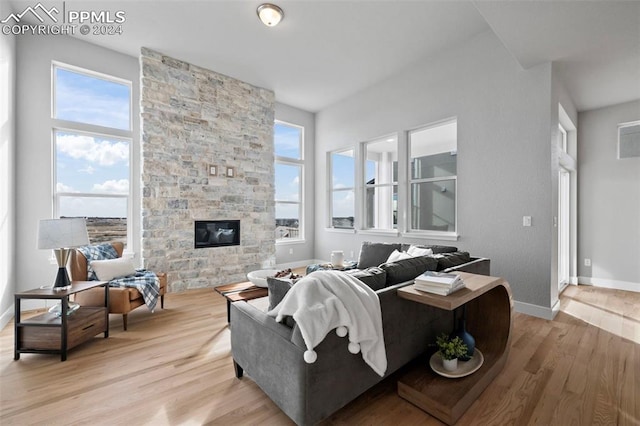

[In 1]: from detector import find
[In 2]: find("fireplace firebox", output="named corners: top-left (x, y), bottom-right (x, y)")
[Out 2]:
top-left (194, 220), bottom-right (240, 248)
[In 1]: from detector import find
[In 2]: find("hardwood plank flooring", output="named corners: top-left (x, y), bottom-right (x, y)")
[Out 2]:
top-left (1, 284), bottom-right (639, 425)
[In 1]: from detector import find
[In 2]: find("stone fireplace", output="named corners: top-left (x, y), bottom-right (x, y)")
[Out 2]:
top-left (140, 48), bottom-right (276, 291)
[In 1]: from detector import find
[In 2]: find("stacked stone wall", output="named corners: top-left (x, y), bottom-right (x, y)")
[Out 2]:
top-left (140, 48), bottom-right (275, 291)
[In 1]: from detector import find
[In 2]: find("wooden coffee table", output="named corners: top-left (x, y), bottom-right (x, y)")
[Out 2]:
top-left (214, 281), bottom-right (268, 323)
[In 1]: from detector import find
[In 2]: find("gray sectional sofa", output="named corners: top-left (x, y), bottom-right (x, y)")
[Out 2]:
top-left (229, 243), bottom-right (489, 425)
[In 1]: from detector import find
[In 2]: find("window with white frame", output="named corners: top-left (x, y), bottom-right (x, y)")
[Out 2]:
top-left (329, 149), bottom-right (355, 229)
top-left (52, 63), bottom-right (132, 246)
top-left (363, 135), bottom-right (398, 230)
top-left (408, 119), bottom-right (457, 234)
top-left (274, 121), bottom-right (304, 241)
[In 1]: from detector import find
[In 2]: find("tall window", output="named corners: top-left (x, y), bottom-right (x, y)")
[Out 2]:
top-left (274, 121), bottom-right (304, 241)
top-left (329, 149), bottom-right (355, 229)
top-left (408, 119), bottom-right (457, 234)
top-left (363, 136), bottom-right (398, 230)
top-left (53, 63), bottom-right (132, 245)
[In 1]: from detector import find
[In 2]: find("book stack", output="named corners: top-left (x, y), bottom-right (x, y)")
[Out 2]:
top-left (414, 271), bottom-right (465, 296)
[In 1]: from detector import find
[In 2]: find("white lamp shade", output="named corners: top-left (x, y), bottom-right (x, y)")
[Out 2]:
top-left (257, 3), bottom-right (283, 27)
top-left (37, 218), bottom-right (89, 249)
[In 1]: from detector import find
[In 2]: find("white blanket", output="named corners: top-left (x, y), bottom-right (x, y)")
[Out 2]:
top-left (267, 270), bottom-right (387, 377)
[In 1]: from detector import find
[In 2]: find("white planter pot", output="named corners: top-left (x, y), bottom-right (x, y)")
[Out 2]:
top-left (442, 357), bottom-right (458, 372)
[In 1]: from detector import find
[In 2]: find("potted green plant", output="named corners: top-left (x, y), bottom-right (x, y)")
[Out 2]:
top-left (436, 333), bottom-right (468, 372)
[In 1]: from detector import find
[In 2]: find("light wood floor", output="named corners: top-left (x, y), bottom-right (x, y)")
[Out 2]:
top-left (1, 284), bottom-right (638, 425)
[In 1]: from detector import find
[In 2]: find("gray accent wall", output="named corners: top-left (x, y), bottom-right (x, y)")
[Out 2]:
top-left (0, 0), bottom-right (16, 329)
top-left (315, 31), bottom-right (557, 311)
top-left (140, 49), bottom-right (276, 291)
top-left (578, 100), bottom-right (640, 289)
top-left (13, 34), bottom-right (139, 311)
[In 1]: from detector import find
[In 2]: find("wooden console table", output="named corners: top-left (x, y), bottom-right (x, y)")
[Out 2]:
top-left (396, 272), bottom-right (513, 425)
top-left (14, 281), bottom-right (109, 362)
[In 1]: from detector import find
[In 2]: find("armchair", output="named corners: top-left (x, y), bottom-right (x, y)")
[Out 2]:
top-left (70, 242), bottom-right (167, 330)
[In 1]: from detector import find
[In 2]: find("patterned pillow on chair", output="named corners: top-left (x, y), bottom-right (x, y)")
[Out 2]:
top-left (77, 243), bottom-right (119, 280)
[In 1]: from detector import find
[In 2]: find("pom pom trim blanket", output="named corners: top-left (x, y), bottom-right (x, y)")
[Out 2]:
top-left (267, 270), bottom-right (387, 376)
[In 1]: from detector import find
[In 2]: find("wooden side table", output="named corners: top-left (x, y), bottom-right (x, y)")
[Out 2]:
top-left (396, 272), bottom-right (513, 425)
top-left (14, 281), bottom-right (109, 361)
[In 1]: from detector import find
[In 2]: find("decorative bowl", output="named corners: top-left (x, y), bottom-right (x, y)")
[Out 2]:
top-left (247, 269), bottom-right (279, 288)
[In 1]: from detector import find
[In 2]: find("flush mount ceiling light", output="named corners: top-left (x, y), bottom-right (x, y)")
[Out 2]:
top-left (257, 3), bottom-right (284, 27)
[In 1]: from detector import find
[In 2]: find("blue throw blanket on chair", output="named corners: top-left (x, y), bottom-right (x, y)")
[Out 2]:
top-left (109, 271), bottom-right (160, 312)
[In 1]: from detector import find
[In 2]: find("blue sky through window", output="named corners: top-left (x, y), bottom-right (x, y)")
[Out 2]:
top-left (274, 123), bottom-right (302, 225)
top-left (54, 66), bottom-right (131, 220)
top-left (55, 67), bottom-right (131, 130)
top-left (275, 163), bottom-right (300, 202)
top-left (331, 152), bottom-right (354, 189)
top-left (274, 123), bottom-right (301, 159)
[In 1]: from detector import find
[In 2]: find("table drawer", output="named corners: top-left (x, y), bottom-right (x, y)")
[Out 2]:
top-left (19, 307), bottom-right (106, 351)
top-left (67, 307), bottom-right (106, 349)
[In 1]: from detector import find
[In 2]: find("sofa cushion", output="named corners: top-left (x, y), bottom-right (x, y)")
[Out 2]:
top-left (357, 242), bottom-right (402, 268)
top-left (435, 251), bottom-right (471, 270)
top-left (379, 256), bottom-right (438, 286)
top-left (345, 267), bottom-right (387, 291)
top-left (400, 244), bottom-right (458, 254)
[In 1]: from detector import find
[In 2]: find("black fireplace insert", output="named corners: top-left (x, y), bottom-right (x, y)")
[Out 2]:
top-left (194, 220), bottom-right (240, 248)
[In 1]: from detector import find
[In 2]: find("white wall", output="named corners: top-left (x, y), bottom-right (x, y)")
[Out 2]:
top-left (315, 31), bottom-right (557, 313)
top-left (15, 34), bottom-right (139, 308)
top-left (274, 102), bottom-right (316, 266)
top-left (0, 0), bottom-right (17, 329)
top-left (578, 100), bottom-right (640, 291)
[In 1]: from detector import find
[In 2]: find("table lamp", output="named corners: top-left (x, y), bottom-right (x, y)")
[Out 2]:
top-left (37, 218), bottom-right (89, 291)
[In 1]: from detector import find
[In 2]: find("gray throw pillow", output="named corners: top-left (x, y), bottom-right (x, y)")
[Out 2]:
top-left (267, 277), bottom-right (295, 310)
top-left (357, 241), bottom-right (402, 269)
top-left (379, 256), bottom-right (438, 286)
top-left (346, 267), bottom-right (387, 291)
top-left (267, 277), bottom-right (298, 328)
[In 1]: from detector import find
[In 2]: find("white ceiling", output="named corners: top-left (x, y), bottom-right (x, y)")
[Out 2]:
top-left (9, 0), bottom-right (640, 112)
top-left (474, 0), bottom-right (640, 113)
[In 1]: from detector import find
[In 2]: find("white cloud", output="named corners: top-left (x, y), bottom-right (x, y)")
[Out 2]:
top-left (56, 182), bottom-right (76, 193)
top-left (92, 179), bottom-right (129, 194)
top-left (57, 134), bottom-right (128, 166)
top-left (79, 165), bottom-right (95, 174)
top-left (292, 176), bottom-right (300, 185)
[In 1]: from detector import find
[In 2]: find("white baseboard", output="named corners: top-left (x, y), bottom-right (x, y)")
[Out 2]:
top-left (579, 276), bottom-right (640, 293)
top-left (513, 300), bottom-right (558, 320)
top-left (0, 305), bottom-right (14, 331)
